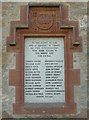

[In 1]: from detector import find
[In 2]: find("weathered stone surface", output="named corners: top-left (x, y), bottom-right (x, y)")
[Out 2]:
top-left (0, 2), bottom-right (2, 120)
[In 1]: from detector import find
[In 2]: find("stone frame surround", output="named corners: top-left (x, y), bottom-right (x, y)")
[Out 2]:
top-left (7, 3), bottom-right (82, 115)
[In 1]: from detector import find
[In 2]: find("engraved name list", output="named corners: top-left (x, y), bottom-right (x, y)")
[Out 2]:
top-left (24, 38), bottom-right (65, 103)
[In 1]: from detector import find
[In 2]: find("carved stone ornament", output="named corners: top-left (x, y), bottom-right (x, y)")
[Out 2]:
top-left (36, 13), bottom-right (54, 30)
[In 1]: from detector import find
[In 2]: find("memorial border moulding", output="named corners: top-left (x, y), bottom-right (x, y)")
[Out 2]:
top-left (7, 3), bottom-right (82, 115)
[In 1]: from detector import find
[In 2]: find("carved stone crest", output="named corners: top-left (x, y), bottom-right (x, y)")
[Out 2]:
top-left (35, 13), bottom-right (54, 30)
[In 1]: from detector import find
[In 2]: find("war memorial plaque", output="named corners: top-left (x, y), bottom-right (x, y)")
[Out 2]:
top-left (8, 5), bottom-right (81, 114)
top-left (24, 38), bottom-right (65, 103)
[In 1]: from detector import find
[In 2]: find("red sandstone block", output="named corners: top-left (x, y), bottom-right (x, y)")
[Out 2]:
top-left (9, 70), bottom-right (20, 86)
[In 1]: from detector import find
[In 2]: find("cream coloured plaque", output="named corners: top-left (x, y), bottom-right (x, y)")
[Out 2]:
top-left (24, 38), bottom-right (65, 103)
